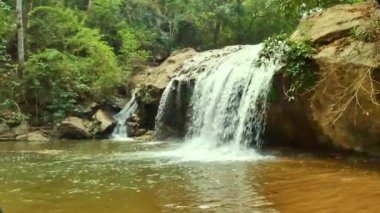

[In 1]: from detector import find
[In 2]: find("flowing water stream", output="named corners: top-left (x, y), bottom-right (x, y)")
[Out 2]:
top-left (110, 92), bottom-right (138, 140)
top-left (1, 140), bottom-right (380, 213)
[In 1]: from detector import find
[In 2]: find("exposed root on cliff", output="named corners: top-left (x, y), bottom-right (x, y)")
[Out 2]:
top-left (323, 58), bottom-right (380, 125)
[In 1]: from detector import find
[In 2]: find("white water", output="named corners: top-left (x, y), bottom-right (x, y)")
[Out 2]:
top-left (111, 92), bottom-right (138, 140)
top-left (155, 44), bottom-right (281, 161)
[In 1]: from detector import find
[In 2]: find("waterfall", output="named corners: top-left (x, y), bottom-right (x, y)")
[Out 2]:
top-left (111, 92), bottom-right (138, 140)
top-left (186, 44), bottom-right (279, 148)
top-left (155, 44), bottom-right (281, 157)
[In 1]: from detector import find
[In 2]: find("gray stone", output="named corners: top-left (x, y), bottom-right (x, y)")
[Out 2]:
top-left (93, 110), bottom-right (116, 133)
top-left (58, 117), bottom-right (91, 139)
top-left (12, 122), bottom-right (29, 135)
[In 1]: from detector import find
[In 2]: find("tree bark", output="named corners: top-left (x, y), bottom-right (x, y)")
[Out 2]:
top-left (213, 20), bottom-right (222, 48)
top-left (87, 0), bottom-right (92, 11)
top-left (23, 0), bottom-right (33, 28)
top-left (16, 0), bottom-right (25, 79)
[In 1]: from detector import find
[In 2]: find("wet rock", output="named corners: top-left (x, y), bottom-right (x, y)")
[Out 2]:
top-left (135, 131), bottom-right (155, 141)
top-left (93, 110), bottom-right (116, 133)
top-left (58, 117), bottom-right (92, 139)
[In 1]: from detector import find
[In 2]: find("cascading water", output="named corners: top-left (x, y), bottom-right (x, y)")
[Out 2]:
top-left (111, 92), bottom-right (138, 140)
top-left (155, 44), bottom-right (281, 161)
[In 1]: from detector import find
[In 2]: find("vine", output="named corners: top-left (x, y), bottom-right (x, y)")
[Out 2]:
top-left (256, 34), bottom-right (317, 101)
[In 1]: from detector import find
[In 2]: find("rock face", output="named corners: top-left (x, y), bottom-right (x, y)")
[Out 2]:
top-left (288, 2), bottom-right (380, 156)
top-left (291, 2), bottom-right (374, 43)
top-left (133, 48), bottom-right (198, 90)
top-left (310, 38), bottom-right (380, 155)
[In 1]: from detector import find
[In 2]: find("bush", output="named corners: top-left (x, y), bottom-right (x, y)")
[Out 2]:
top-left (257, 34), bottom-right (317, 100)
top-left (28, 6), bottom-right (82, 51)
top-left (22, 49), bottom-right (88, 122)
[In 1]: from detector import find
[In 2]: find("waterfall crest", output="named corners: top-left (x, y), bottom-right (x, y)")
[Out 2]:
top-left (155, 44), bottom-right (281, 155)
top-left (111, 92), bottom-right (138, 140)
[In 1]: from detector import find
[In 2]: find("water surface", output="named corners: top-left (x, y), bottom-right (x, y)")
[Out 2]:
top-left (0, 140), bottom-right (379, 213)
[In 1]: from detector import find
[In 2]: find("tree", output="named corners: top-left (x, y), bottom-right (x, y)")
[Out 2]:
top-left (16, 0), bottom-right (25, 79)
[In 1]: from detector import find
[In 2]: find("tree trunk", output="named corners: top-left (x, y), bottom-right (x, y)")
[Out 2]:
top-left (213, 20), bottom-right (222, 48)
top-left (23, 0), bottom-right (33, 28)
top-left (87, 0), bottom-right (92, 11)
top-left (16, 0), bottom-right (25, 79)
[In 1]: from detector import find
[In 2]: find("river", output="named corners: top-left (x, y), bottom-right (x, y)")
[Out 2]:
top-left (0, 140), bottom-right (379, 213)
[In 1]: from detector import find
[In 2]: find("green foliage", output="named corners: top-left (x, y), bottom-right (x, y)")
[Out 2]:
top-left (68, 27), bottom-right (127, 94)
top-left (28, 6), bottom-right (82, 51)
top-left (0, 0), bottom-right (14, 73)
top-left (0, 99), bottom-right (29, 127)
top-left (22, 49), bottom-right (88, 122)
top-left (258, 34), bottom-right (317, 101)
top-left (118, 27), bottom-right (150, 66)
top-left (0, 0), bottom-right (13, 38)
top-left (351, 15), bottom-right (380, 42)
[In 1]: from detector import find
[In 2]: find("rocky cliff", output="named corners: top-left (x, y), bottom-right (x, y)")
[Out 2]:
top-left (282, 2), bottom-right (380, 155)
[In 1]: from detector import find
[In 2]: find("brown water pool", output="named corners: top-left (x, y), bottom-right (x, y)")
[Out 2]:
top-left (0, 140), bottom-right (379, 213)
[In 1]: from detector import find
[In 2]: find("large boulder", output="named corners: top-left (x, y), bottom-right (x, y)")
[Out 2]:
top-left (57, 117), bottom-right (92, 139)
top-left (286, 2), bottom-right (380, 156)
top-left (291, 2), bottom-right (375, 43)
top-left (93, 110), bottom-right (116, 133)
top-left (310, 38), bottom-right (380, 155)
top-left (132, 48), bottom-right (198, 90)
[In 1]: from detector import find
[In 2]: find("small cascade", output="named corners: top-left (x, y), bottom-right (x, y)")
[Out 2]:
top-left (111, 92), bottom-right (138, 140)
top-left (155, 44), bottom-right (281, 152)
